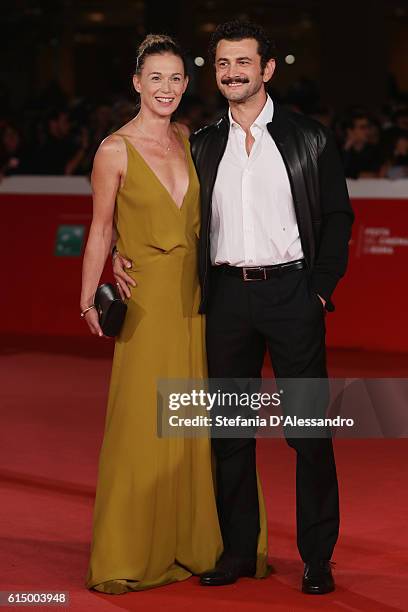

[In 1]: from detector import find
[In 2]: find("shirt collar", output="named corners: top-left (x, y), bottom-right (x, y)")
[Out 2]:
top-left (228, 94), bottom-right (274, 131)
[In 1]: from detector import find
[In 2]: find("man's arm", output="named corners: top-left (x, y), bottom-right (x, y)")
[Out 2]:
top-left (310, 130), bottom-right (354, 311)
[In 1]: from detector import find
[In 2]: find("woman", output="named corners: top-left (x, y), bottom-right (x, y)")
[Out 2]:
top-left (81, 34), bottom-right (269, 594)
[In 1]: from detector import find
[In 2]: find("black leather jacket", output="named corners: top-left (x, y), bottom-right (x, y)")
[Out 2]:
top-left (190, 103), bottom-right (354, 313)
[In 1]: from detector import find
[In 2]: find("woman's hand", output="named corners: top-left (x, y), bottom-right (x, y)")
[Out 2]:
top-left (113, 251), bottom-right (136, 299)
top-left (81, 305), bottom-right (104, 337)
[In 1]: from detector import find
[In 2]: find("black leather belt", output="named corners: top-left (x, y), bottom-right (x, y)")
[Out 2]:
top-left (215, 259), bottom-right (306, 281)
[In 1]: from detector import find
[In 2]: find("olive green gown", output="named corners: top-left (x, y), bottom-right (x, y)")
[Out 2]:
top-left (86, 132), bottom-right (269, 593)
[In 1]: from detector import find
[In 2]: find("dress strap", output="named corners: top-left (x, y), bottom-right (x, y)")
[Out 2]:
top-left (113, 134), bottom-right (132, 192)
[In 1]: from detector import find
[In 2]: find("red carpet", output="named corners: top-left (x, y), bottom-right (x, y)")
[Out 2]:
top-left (1, 336), bottom-right (408, 611)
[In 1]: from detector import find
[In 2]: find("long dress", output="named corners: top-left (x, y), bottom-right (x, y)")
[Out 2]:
top-left (85, 131), bottom-right (270, 593)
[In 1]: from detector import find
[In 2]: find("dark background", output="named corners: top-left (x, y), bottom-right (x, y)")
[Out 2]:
top-left (1, 0), bottom-right (407, 111)
top-left (1, 0), bottom-right (408, 178)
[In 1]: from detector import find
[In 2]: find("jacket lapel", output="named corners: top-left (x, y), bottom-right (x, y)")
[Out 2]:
top-left (198, 116), bottom-right (229, 223)
top-left (267, 105), bottom-right (314, 265)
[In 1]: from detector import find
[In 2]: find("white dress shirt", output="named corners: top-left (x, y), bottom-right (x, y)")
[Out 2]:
top-left (210, 95), bottom-right (304, 266)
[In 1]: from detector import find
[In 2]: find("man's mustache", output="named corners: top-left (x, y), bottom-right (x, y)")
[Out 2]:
top-left (221, 77), bottom-right (249, 85)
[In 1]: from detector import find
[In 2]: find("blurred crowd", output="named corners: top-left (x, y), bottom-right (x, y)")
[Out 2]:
top-left (1, 80), bottom-right (408, 180)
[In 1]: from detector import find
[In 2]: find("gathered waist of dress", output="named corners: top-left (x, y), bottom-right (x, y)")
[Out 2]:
top-left (116, 246), bottom-right (198, 273)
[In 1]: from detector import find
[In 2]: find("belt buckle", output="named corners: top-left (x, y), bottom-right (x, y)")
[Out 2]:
top-left (243, 267), bottom-right (267, 281)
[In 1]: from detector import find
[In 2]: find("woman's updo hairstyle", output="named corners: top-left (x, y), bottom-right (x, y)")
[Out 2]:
top-left (135, 34), bottom-right (188, 76)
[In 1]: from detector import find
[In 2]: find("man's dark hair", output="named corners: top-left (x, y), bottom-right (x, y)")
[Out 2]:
top-left (208, 20), bottom-right (276, 71)
top-left (46, 108), bottom-right (67, 122)
top-left (343, 111), bottom-right (370, 131)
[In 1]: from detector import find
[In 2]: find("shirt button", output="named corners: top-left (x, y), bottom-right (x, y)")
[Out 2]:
top-left (282, 227), bottom-right (286, 231)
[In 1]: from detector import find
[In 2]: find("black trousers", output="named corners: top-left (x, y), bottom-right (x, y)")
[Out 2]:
top-left (206, 266), bottom-right (339, 563)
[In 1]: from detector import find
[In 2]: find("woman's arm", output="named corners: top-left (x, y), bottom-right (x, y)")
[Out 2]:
top-left (80, 135), bottom-right (125, 335)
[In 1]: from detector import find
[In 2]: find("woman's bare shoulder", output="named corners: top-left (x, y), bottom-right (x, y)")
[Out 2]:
top-left (92, 133), bottom-right (128, 173)
top-left (97, 132), bottom-right (127, 155)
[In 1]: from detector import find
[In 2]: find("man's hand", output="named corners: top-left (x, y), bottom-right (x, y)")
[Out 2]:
top-left (113, 251), bottom-right (136, 299)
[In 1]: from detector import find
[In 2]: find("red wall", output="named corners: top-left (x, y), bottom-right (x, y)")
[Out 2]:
top-left (326, 198), bottom-right (408, 351)
top-left (1, 192), bottom-right (111, 337)
top-left (1, 181), bottom-right (408, 351)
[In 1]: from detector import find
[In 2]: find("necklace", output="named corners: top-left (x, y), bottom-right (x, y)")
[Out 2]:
top-left (134, 122), bottom-right (171, 153)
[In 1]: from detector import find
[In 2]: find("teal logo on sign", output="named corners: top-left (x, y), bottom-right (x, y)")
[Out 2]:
top-left (55, 225), bottom-right (85, 257)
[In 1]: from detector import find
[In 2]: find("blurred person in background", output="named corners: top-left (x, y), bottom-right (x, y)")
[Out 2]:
top-left (366, 116), bottom-right (382, 147)
top-left (380, 129), bottom-right (408, 179)
top-left (111, 98), bottom-right (137, 131)
top-left (342, 111), bottom-right (383, 178)
top-left (393, 107), bottom-right (408, 131)
top-left (285, 78), bottom-right (320, 115)
top-left (80, 102), bottom-right (114, 175)
top-left (32, 109), bottom-right (89, 175)
top-left (0, 123), bottom-right (28, 177)
top-left (382, 106), bottom-right (408, 147)
top-left (309, 105), bottom-right (334, 128)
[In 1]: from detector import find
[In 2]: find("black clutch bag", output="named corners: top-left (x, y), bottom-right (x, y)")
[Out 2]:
top-left (94, 283), bottom-right (127, 337)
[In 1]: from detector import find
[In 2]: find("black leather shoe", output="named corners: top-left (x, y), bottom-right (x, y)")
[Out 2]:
top-left (302, 560), bottom-right (335, 594)
top-left (200, 556), bottom-right (256, 586)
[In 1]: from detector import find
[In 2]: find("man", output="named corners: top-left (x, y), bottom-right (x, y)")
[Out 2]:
top-left (114, 20), bottom-right (353, 595)
top-left (341, 110), bottom-right (383, 178)
top-left (32, 109), bottom-right (89, 175)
